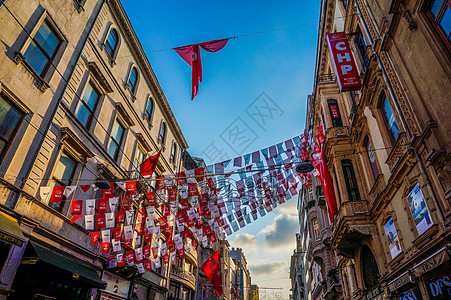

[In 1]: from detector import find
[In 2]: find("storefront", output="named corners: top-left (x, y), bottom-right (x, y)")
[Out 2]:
top-left (388, 271), bottom-right (423, 300)
top-left (414, 245), bottom-right (451, 300)
top-left (9, 242), bottom-right (105, 300)
top-left (100, 271), bottom-right (131, 300)
top-left (0, 211), bottom-right (26, 298)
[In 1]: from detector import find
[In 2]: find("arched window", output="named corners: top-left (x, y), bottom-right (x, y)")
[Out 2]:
top-left (158, 121), bottom-right (166, 145)
top-left (170, 141), bottom-right (177, 163)
top-left (128, 67), bottom-right (138, 93)
top-left (361, 246), bottom-right (380, 290)
top-left (145, 97), bottom-right (154, 122)
top-left (105, 29), bottom-right (118, 57)
top-left (381, 93), bottom-right (400, 142)
top-left (364, 135), bottom-right (379, 180)
top-left (328, 99), bottom-right (343, 127)
top-left (341, 159), bottom-right (360, 201)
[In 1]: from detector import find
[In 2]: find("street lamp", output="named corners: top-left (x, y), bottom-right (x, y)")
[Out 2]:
top-left (295, 160), bottom-right (314, 174)
top-left (95, 180), bottom-right (111, 189)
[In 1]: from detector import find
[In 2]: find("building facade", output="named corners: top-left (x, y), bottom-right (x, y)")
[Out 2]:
top-left (298, 0), bottom-right (451, 299)
top-left (0, 0), bottom-right (194, 299)
top-left (229, 248), bottom-right (252, 300)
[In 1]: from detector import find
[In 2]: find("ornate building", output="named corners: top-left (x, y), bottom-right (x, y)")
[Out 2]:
top-left (299, 0), bottom-right (451, 299)
top-left (0, 0), bottom-right (195, 299)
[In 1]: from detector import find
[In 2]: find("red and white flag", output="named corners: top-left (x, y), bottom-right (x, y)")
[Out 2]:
top-left (201, 249), bottom-right (223, 297)
top-left (140, 150), bottom-right (161, 176)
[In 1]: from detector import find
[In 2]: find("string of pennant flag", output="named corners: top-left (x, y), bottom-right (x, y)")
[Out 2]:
top-left (38, 128), bottom-right (331, 275)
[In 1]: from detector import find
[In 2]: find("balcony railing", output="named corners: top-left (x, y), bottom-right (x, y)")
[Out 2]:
top-left (336, 200), bottom-right (370, 219)
top-left (317, 73), bottom-right (336, 84)
top-left (325, 126), bottom-right (349, 141)
top-left (171, 266), bottom-right (196, 286)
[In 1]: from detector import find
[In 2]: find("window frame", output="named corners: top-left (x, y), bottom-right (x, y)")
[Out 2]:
top-left (0, 93), bottom-right (26, 163)
top-left (75, 81), bottom-right (102, 130)
top-left (170, 141), bottom-right (177, 164)
top-left (132, 145), bottom-right (145, 179)
top-left (379, 92), bottom-right (401, 144)
top-left (158, 120), bottom-right (167, 146)
top-left (341, 159), bottom-right (361, 201)
top-left (105, 28), bottom-right (119, 58)
top-left (327, 99), bottom-right (343, 127)
top-left (144, 96), bottom-right (154, 123)
top-left (108, 118), bottom-right (126, 162)
top-left (14, 11), bottom-right (68, 90)
top-left (363, 135), bottom-right (380, 182)
top-left (425, 0), bottom-right (451, 42)
top-left (127, 66), bottom-right (138, 96)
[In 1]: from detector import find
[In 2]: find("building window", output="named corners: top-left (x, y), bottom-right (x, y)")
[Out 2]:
top-left (328, 99), bottom-right (343, 127)
top-left (0, 95), bottom-right (24, 161)
top-left (49, 151), bottom-right (77, 212)
top-left (341, 159), bottom-right (360, 201)
top-left (312, 218), bottom-right (320, 240)
top-left (145, 97), bottom-right (154, 122)
top-left (23, 21), bottom-right (62, 77)
top-left (132, 146), bottom-right (144, 179)
top-left (321, 109), bottom-right (327, 132)
top-left (107, 119), bottom-right (125, 161)
top-left (364, 136), bottom-right (379, 180)
top-left (353, 27), bottom-right (369, 76)
top-left (427, 0), bottom-right (451, 41)
top-left (170, 142), bottom-right (177, 163)
top-left (76, 82), bottom-right (100, 128)
top-left (158, 121), bottom-right (167, 145)
top-left (361, 246), bottom-right (380, 290)
top-left (128, 67), bottom-right (138, 93)
top-left (105, 29), bottom-right (119, 57)
top-left (381, 93), bottom-right (401, 142)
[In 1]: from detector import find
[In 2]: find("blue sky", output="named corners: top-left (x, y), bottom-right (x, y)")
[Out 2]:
top-left (121, 1), bottom-right (320, 298)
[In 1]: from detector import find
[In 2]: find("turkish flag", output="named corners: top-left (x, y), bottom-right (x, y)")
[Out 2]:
top-left (319, 144), bottom-right (338, 222)
top-left (201, 249), bottom-right (223, 296)
top-left (140, 150), bottom-right (161, 176)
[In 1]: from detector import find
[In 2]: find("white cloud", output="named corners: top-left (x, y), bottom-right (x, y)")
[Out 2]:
top-left (250, 261), bottom-right (285, 276)
top-left (230, 233), bottom-right (257, 248)
top-left (260, 214), bottom-right (299, 247)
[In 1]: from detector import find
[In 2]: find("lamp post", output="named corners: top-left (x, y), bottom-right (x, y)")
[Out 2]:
top-left (295, 160), bottom-right (314, 174)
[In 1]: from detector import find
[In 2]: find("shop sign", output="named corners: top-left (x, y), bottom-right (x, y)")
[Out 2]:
top-left (330, 104), bottom-right (340, 119)
top-left (366, 286), bottom-right (383, 299)
top-left (426, 270), bottom-right (451, 299)
top-left (389, 272), bottom-right (411, 292)
top-left (0, 231), bottom-right (24, 247)
top-left (414, 247), bottom-right (450, 276)
top-left (398, 286), bottom-right (422, 300)
top-left (101, 271), bottom-right (130, 298)
top-left (327, 32), bottom-right (362, 92)
top-left (21, 257), bottom-right (39, 265)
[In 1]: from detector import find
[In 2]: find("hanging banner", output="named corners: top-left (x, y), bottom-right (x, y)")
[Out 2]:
top-left (327, 32), bottom-right (362, 92)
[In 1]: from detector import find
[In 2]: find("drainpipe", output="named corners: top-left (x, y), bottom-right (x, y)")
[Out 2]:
top-left (6, 0), bottom-right (106, 209)
top-left (352, 0), bottom-right (444, 224)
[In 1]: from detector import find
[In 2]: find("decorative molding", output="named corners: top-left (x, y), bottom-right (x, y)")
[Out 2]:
top-left (136, 133), bottom-right (152, 153)
top-left (115, 102), bottom-right (135, 127)
top-left (88, 61), bottom-right (113, 93)
top-left (61, 127), bottom-right (95, 159)
top-left (14, 52), bottom-right (50, 93)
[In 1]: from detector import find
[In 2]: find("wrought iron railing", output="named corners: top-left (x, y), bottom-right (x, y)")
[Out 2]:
top-left (317, 73), bottom-right (336, 83)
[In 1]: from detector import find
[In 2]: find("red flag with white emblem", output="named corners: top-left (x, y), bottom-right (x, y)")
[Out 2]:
top-left (201, 249), bottom-right (223, 296)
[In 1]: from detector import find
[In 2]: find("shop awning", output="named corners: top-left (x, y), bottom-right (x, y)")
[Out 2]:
top-left (0, 211), bottom-right (25, 247)
top-left (31, 244), bottom-right (106, 289)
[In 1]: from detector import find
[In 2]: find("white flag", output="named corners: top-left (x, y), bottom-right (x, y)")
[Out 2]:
top-left (85, 215), bottom-right (94, 230)
top-left (85, 199), bottom-right (96, 215)
top-left (105, 212), bottom-right (115, 229)
top-left (101, 229), bottom-right (111, 243)
top-left (39, 187), bottom-right (52, 203)
top-left (109, 197), bottom-right (119, 212)
top-left (63, 186), bottom-right (77, 198)
top-left (112, 239), bottom-right (121, 252)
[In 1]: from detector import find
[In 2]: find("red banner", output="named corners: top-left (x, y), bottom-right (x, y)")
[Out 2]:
top-left (327, 32), bottom-right (362, 92)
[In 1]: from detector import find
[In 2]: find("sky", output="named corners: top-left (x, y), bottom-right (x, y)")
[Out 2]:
top-left (121, 1), bottom-right (320, 298)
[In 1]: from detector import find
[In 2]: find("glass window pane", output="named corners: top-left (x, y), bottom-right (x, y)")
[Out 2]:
top-left (430, 0), bottom-right (444, 18)
top-left (108, 141), bottom-right (119, 160)
top-left (23, 41), bottom-right (48, 75)
top-left (76, 103), bottom-right (90, 127)
top-left (383, 97), bottom-right (400, 141)
top-left (83, 83), bottom-right (100, 110)
top-left (128, 68), bottom-right (137, 91)
top-left (111, 120), bottom-right (124, 141)
top-left (54, 152), bottom-right (76, 186)
top-left (440, 6), bottom-right (451, 36)
top-left (34, 22), bottom-right (60, 57)
top-left (0, 96), bottom-right (22, 141)
top-left (106, 30), bottom-right (117, 56)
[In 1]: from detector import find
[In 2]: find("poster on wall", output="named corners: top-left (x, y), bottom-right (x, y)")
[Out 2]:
top-left (407, 183), bottom-right (432, 236)
top-left (384, 217), bottom-right (402, 259)
top-left (101, 271), bottom-right (130, 299)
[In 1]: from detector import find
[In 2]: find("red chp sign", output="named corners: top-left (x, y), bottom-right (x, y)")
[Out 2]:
top-left (327, 32), bottom-right (362, 92)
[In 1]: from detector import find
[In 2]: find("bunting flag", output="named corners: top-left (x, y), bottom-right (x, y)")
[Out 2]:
top-left (174, 39), bottom-right (229, 99)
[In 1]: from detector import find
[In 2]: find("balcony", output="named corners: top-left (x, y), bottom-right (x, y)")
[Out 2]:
top-left (331, 200), bottom-right (373, 258)
top-left (171, 266), bottom-right (196, 290)
top-left (317, 73), bottom-right (336, 84)
top-left (322, 276), bottom-right (342, 300)
top-left (325, 126), bottom-right (349, 141)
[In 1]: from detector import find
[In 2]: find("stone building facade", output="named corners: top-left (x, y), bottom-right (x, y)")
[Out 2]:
top-left (0, 0), bottom-right (195, 299)
top-left (297, 0), bottom-right (451, 299)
